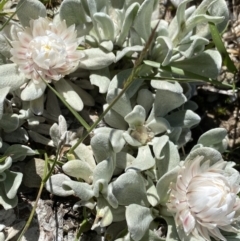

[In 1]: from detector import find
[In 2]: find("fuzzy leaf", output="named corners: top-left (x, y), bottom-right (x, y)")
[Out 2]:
top-left (63, 159), bottom-right (93, 183)
top-left (111, 170), bottom-right (148, 206)
top-left (133, 0), bottom-right (156, 41)
top-left (0, 114), bottom-right (19, 133)
top-left (3, 170), bottom-right (23, 199)
top-left (93, 13), bottom-right (115, 42)
top-left (125, 105), bottom-right (146, 129)
top-left (107, 88), bottom-right (132, 117)
top-left (54, 78), bottom-right (84, 111)
top-left (45, 174), bottom-right (74, 197)
top-left (166, 110), bottom-right (201, 128)
top-left (127, 145), bottom-right (155, 171)
top-left (17, 0), bottom-right (47, 27)
top-left (90, 68), bottom-right (110, 93)
top-left (126, 204), bottom-right (154, 241)
top-left (62, 180), bottom-right (94, 200)
top-left (78, 48), bottom-right (115, 70)
top-left (172, 49), bottom-right (222, 79)
top-left (116, 3), bottom-right (140, 46)
top-left (4, 145), bottom-right (36, 162)
top-left (59, 0), bottom-right (92, 35)
top-left (0, 64), bottom-right (26, 91)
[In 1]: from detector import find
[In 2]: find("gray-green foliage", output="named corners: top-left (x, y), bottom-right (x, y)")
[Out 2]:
top-left (0, 0), bottom-right (236, 240)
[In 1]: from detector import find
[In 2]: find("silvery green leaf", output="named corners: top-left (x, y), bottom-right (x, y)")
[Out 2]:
top-left (45, 174), bottom-right (74, 197)
top-left (59, 0), bottom-right (92, 36)
top-left (130, 28), bottom-right (143, 46)
top-left (30, 95), bottom-right (44, 115)
top-left (0, 114), bottom-right (19, 133)
top-left (126, 204), bottom-right (154, 241)
top-left (172, 49), bottom-right (222, 79)
top-left (116, 3), bottom-right (140, 46)
top-left (109, 69), bottom-right (144, 98)
top-left (73, 142), bottom-right (96, 170)
top-left (156, 165), bottom-right (180, 205)
top-left (90, 68), bottom-right (110, 93)
top-left (152, 135), bottom-right (169, 159)
top-left (153, 137), bottom-right (180, 179)
top-left (105, 221), bottom-right (128, 241)
top-left (3, 170), bottom-right (23, 199)
top-left (115, 152), bottom-right (135, 174)
top-left (68, 82), bottom-right (95, 106)
top-left (21, 80), bottom-right (46, 101)
top-left (103, 104), bottom-right (128, 130)
top-left (111, 170), bottom-right (149, 206)
top-left (78, 48), bottom-right (115, 70)
top-left (177, 127), bottom-right (192, 147)
top-left (185, 146), bottom-right (222, 165)
top-left (0, 183), bottom-right (18, 210)
top-left (122, 131), bottom-right (144, 147)
top-left (197, 128), bottom-right (228, 153)
top-left (62, 180), bottom-right (94, 200)
top-left (28, 130), bottom-right (54, 146)
top-left (0, 87), bottom-right (10, 119)
top-left (127, 145), bottom-right (155, 171)
top-left (3, 127), bottom-right (29, 144)
top-left (133, 0), bottom-right (156, 41)
top-left (195, 0), bottom-right (229, 37)
top-left (73, 199), bottom-right (96, 210)
top-left (54, 78), bottom-right (84, 111)
top-left (125, 105), bottom-right (146, 129)
top-left (91, 132), bottom-right (113, 163)
top-left (0, 157), bottom-right (12, 173)
top-left (151, 80), bottom-right (183, 92)
top-left (163, 216), bottom-right (181, 241)
top-left (100, 40), bottom-right (114, 52)
top-left (153, 89), bottom-right (186, 117)
top-left (137, 89), bottom-right (154, 115)
top-left (178, 36), bottom-right (209, 58)
top-left (183, 100), bottom-right (198, 111)
top-left (167, 127), bottom-right (182, 144)
top-left (146, 177), bottom-right (159, 207)
top-left (45, 89), bottom-right (61, 122)
top-left (169, 0), bottom-right (191, 42)
top-left (0, 233), bottom-right (4, 241)
top-left (95, 127), bottom-right (126, 153)
top-left (49, 123), bottom-right (60, 147)
top-left (85, 0), bottom-right (108, 17)
top-left (62, 159), bottom-right (93, 183)
top-left (0, 64), bottom-right (26, 91)
top-left (166, 110), bottom-right (201, 128)
top-left (58, 115), bottom-right (67, 135)
top-left (4, 145), bottom-right (36, 162)
top-left (152, 36), bottom-right (172, 66)
top-left (92, 13), bottom-right (115, 42)
top-left (95, 197), bottom-right (113, 227)
top-left (116, 46), bottom-right (143, 62)
top-left (146, 117), bottom-right (171, 135)
top-left (93, 157), bottom-right (115, 196)
top-left (106, 88), bottom-right (132, 117)
top-left (17, 0), bottom-right (47, 27)
top-left (96, 197), bottom-right (125, 227)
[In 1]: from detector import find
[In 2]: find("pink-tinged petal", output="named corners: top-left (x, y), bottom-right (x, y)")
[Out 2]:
top-left (167, 154), bottom-right (240, 240)
top-left (180, 209), bottom-right (195, 234)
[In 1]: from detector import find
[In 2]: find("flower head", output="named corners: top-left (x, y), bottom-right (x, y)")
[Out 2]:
top-left (10, 17), bottom-right (83, 84)
top-left (167, 155), bottom-right (240, 241)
